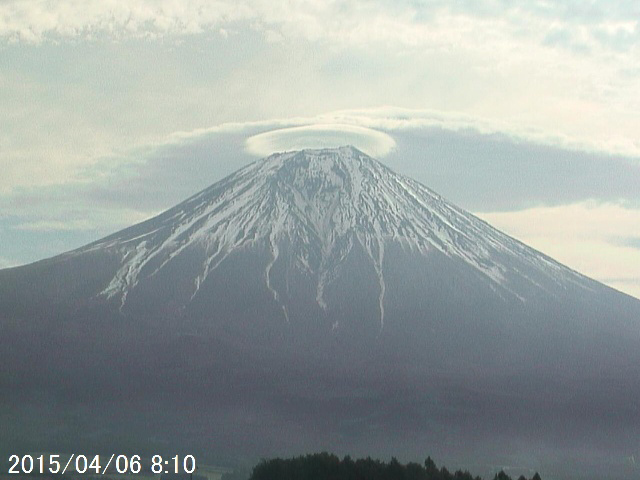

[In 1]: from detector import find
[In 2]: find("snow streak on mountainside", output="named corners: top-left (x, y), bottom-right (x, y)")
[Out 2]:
top-left (85, 146), bottom-right (593, 328)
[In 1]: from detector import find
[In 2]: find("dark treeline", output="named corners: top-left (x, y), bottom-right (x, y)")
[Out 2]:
top-left (247, 452), bottom-right (542, 480)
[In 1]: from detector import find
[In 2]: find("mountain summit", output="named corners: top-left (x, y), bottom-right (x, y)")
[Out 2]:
top-left (2, 146), bottom-right (640, 478)
top-left (62, 146), bottom-right (596, 327)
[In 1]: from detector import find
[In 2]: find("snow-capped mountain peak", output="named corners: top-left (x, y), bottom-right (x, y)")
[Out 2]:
top-left (88, 146), bottom-right (592, 325)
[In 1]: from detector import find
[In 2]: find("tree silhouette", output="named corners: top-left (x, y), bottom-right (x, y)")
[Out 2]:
top-left (248, 453), bottom-right (544, 480)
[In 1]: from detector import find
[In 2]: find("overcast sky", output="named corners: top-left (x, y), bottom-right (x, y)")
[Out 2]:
top-left (1, 0), bottom-right (640, 298)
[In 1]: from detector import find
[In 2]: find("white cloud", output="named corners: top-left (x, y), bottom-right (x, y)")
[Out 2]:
top-left (245, 124), bottom-right (396, 158)
top-left (0, 0), bottom-right (254, 42)
top-left (1, 1), bottom-right (637, 54)
top-left (0, 256), bottom-right (17, 269)
top-left (172, 107), bottom-right (640, 158)
top-left (477, 201), bottom-right (640, 299)
top-left (315, 107), bottom-right (640, 157)
top-left (5, 207), bottom-right (156, 234)
top-left (12, 219), bottom-right (96, 232)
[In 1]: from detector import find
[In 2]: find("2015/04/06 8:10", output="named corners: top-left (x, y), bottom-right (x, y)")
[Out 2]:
top-left (8, 453), bottom-right (196, 475)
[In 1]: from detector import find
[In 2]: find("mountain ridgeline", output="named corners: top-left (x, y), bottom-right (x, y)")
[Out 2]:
top-left (1, 146), bottom-right (639, 480)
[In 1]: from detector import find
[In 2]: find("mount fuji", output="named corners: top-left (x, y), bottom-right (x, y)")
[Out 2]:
top-left (2, 146), bottom-right (640, 479)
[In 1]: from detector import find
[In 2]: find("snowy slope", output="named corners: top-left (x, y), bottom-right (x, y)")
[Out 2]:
top-left (77, 146), bottom-right (597, 328)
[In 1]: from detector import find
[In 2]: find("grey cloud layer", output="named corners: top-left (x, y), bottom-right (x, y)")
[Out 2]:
top-left (387, 128), bottom-right (640, 211)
